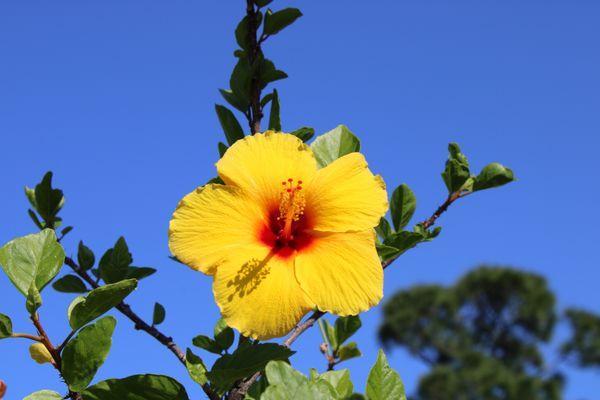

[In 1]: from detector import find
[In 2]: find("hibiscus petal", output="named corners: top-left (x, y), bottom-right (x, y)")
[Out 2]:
top-left (305, 153), bottom-right (388, 232)
top-left (295, 230), bottom-right (383, 315)
top-left (213, 247), bottom-right (315, 340)
top-left (168, 184), bottom-right (268, 275)
top-left (216, 131), bottom-right (317, 206)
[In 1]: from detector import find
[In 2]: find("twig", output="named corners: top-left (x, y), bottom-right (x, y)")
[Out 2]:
top-left (319, 343), bottom-right (337, 371)
top-left (30, 313), bottom-right (83, 400)
top-left (228, 189), bottom-right (469, 399)
top-left (420, 191), bottom-right (469, 230)
top-left (63, 257), bottom-right (220, 400)
top-left (10, 332), bottom-right (42, 342)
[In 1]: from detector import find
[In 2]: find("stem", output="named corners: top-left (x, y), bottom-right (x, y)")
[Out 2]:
top-left (246, 0), bottom-right (263, 134)
top-left (227, 190), bottom-right (469, 399)
top-left (420, 191), bottom-right (469, 230)
top-left (30, 313), bottom-right (83, 400)
top-left (63, 257), bottom-right (220, 400)
top-left (10, 332), bottom-right (42, 342)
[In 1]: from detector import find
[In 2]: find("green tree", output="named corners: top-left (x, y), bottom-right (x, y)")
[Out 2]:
top-left (379, 266), bottom-right (564, 400)
top-left (561, 309), bottom-right (600, 368)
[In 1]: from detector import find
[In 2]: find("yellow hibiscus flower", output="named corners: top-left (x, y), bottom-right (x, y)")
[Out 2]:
top-left (169, 131), bottom-right (388, 340)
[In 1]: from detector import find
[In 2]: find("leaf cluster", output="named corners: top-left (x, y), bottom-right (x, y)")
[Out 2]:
top-left (376, 143), bottom-right (514, 265)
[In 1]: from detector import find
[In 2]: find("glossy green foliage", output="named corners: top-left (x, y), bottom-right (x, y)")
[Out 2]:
top-left (0, 229), bottom-right (64, 296)
top-left (311, 125), bottom-right (360, 168)
top-left (68, 279), bottom-right (137, 330)
top-left (62, 316), bottom-right (116, 391)
top-left (82, 374), bottom-right (190, 400)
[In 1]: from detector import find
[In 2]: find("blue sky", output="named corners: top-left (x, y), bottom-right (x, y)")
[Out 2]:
top-left (1, 1), bottom-right (599, 399)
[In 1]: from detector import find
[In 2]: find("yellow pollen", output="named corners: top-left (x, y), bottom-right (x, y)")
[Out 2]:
top-left (277, 178), bottom-right (305, 241)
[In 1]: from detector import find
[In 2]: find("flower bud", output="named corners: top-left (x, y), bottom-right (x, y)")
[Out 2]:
top-left (29, 343), bottom-right (53, 364)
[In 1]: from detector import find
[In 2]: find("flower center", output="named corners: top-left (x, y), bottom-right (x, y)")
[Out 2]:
top-left (276, 178), bottom-right (305, 245)
top-left (258, 178), bottom-right (314, 258)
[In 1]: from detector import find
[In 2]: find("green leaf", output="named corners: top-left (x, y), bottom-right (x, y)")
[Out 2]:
top-left (23, 390), bottom-right (64, 400)
top-left (82, 374), bottom-right (189, 400)
top-left (291, 127), bottom-right (315, 142)
top-left (441, 142), bottom-right (470, 193)
top-left (185, 348), bottom-right (208, 386)
top-left (263, 361), bottom-right (335, 400)
top-left (218, 142), bottom-right (229, 158)
top-left (207, 343), bottom-right (294, 391)
top-left (68, 279), bottom-right (137, 330)
top-left (25, 186), bottom-right (37, 209)
top-left (99, 237), bottom-right (133, 284)
top-left (192, 334), bottom-right (222, 354)
top-left (32, 172), bottom-right (65, 223)
top-left (219, 88), bottom-right (248, 113)
top-left (0, 229), bottom-right (65, 296)
top-left (235, 16), bottom-right (250, 49)
top-left (413, 224), bottom-right (442, 241)
top-left (335, 315), bottom-right (361, 347)
top-left (214, 318), bottom-right (234, 351)
top-left (60, 226), bottom-right (73, 237)
top-left (261, 92), bottom-right (274, 107)
top-left (246, 378), bottom-right (268, 400)
top-left (317, 369), bottom-right (354, 399)
top-left (255, 0), bottom-right (273, 7)
top-left (78, 241), bottom-right (95, 270)
top-left (230, 57), bottom-right (252, 104)
top-left (263, 8), bottom-right (302, 36)
top-left (311, 125), bottom-right (360, 168)
top-left (390, 184), bottom-right (417, 231)
top-left (383, 231), bottom-right (427, 257)
top-left (28, 209), bottom-right (44, 229)
top-left (215, 104), bottom-right (245, 146)
top-left (260, 59), bottom-right (288, 89)
top-left (365, 350), bottom-right (406, 400)
top-left (52, 274), bottom-right (87, 293)
top-left (153, 302), bottom-right (166, 326)
top-left (338, 342), bottom-right (362, 362)
top-left (0, 313), bottom-right (12, 338)
top-left (318, 319), bottom-right (338, 351)
top-left (268, 89), bottom-right (281, 131)
top-left (262, 380), bottom-right (335, 400)
top-left (375, 218), bottom-right (393, 241)
top-left (473, 162), bottom-right (515, 191)
top-left (265, 360), bottom-right (306, 388)
top-left (62, 316), bottom-right (116, 392)
top-left (376, 244), bottom-right (401, 262)
top-left (126, 266), bottom-right (157, 280)
top-left (26, 283), bottom-right (42, 314)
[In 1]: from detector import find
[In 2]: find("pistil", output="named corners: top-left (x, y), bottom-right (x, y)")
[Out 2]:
top-left (277, 178), bottom-right (305, 244)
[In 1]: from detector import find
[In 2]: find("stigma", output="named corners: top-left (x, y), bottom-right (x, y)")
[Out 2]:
top-left (277, 178), bottom-right (305, 244)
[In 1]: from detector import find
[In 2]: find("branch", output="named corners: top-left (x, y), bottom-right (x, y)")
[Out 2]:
top-left (246, 0), bottom-right (263, 134)
top-left (228, 189), bottom-right (470, 399)
top-left (420, 190), bottom-right (469, 230)
top-left (63, 257), bottom-right (220, 400)
top-left (30, 313), bottom-right (82, 400)
top-left (10, 332), bottom-right (42, 342)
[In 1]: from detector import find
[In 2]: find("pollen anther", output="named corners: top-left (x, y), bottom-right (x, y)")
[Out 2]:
top-left (277, 178), bottom-right (306, 243)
